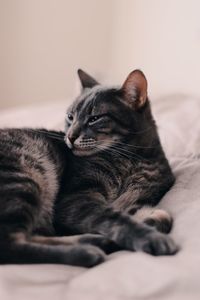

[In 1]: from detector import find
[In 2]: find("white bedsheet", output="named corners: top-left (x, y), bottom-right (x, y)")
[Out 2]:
top-left (0, 95), bottom-right (200, 300)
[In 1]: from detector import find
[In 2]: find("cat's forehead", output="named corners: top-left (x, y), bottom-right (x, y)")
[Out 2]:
top-left (72, 85), bottom-right (120, 115)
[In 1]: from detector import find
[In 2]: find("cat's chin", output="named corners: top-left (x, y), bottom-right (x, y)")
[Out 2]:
top-left (72, 148), bottom-right (99, 157)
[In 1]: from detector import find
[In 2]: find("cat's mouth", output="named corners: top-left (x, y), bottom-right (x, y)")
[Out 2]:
top-left (65, 136), bottom-right (98, 156)
top-left (72, 143), bottom-right (99, 156)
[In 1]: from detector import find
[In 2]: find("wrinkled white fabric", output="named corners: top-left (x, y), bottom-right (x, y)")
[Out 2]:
top-left (0, 94), bottom-right (200, 300)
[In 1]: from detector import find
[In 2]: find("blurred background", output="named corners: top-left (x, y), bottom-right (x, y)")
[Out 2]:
top-left (0, 0), bottom-right (200, 110)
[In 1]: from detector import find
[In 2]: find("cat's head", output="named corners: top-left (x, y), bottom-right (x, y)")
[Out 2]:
top-left (65, 69), bottom-right (155, 156)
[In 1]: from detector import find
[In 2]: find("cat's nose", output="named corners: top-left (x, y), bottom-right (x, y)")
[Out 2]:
top-left (67, 134), bottom-right (77, 144)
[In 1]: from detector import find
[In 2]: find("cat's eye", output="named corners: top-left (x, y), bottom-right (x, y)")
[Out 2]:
top-left (88, 115), bottom-right (100, 125)
top-left (67, 113), bottom-right (74, 122)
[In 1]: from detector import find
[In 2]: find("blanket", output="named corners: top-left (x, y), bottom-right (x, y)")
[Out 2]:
top-left (0, 95), bottom-right (200, 300)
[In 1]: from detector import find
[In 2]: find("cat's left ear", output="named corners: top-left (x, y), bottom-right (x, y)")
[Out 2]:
top-left (121, 69), bottom-right (148, 109)
top-left (77, 69), bottom-right (99, 89)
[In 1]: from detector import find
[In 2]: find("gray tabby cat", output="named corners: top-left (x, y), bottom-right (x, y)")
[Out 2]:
top-left (0, 69), bottom-right (178, 267)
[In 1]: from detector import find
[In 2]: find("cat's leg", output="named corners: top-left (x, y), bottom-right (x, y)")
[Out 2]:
top-left (128, 206), bottom-right (173, 234)
top-left (56, 192), bottom-right (178, 256)
top-left (31, 233), bottom-right (120, 254)
top-left (2, 233), bottom-right (105, 267)
top-left (0, 177), bottom-right (104, 266)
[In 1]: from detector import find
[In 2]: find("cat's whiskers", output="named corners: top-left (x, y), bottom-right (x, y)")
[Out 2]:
top-left (25, 129), bottom-right (64, 141)
top-left (97, 139), bottom-right (154, 162)
top-left (113, 143), bottom-right (154, 163)
top-left (96, 138), bottom-right (156, 150)
top-left (95, 140), bottom-right (152, 164)
top-left (95, 140), bottom-right (134, 157)
top-left (96, 144), bottom-right (132, 161)
top-left (117, 142), bottom-right (155, 150)
top-left (113, 144), bottom-right (152, 163)
top-left (110, 145), bottom-right (140, 166)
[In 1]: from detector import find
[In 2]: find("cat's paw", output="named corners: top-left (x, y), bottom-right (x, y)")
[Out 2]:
top-left (134, 231), bottom-right (178, 256)
top-left (67, 244), bottom-right (106, 267)
top-left (144, 217), bottom-right (173, 234)
top-left (144, 209), bottom-right (173, 234)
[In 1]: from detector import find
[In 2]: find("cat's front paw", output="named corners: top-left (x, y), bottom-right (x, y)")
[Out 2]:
top-left (67, 244), bottom-right (106, 267)
top-left (134, 230), bottom-right (178, 256)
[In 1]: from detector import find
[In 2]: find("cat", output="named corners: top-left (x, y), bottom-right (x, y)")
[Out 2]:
top-left (55, 69), bottom-right (177, 254)
top-left (0, 69), bottom-right (178, 267)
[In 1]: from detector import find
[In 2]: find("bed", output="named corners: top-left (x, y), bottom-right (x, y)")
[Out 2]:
top-left (0, 95), bottom-right (200, 300)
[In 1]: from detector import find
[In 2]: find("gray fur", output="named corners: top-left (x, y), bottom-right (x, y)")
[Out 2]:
top-left (0, 70), bottom-right (178, 266)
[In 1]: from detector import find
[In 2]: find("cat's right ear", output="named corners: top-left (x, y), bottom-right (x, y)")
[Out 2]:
top-left (77, 69), bottom-right (99, 89)
top-left (121, 69), bottom-right (148, 110)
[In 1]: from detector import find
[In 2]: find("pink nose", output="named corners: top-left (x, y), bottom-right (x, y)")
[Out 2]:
top-left (67, 134), bottom-right (77, 144)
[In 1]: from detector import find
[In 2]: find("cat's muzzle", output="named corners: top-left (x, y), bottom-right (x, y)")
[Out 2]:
top-left (75, 138), bottom-right (96, 150)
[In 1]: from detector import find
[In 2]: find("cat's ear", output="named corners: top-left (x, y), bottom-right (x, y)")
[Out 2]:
top-left (77, 69), bottom-right (99, 89)
top-left (121, 69), bottom-right (148, 109)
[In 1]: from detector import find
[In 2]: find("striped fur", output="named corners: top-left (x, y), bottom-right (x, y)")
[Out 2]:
top-left (0, 129), bottom-right (108, 266)
top-left (56, 70), bottom-right (178, 255)
top-left (0, 70), bottom-right (178, 266)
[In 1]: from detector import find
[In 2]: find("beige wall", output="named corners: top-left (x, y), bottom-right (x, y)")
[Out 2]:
top-left (0, 0), bottom-right (114, 109)
top-left (0, 0), bottom-right (200, 109)
top-left (110, 0), bottom-right (200, 99)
